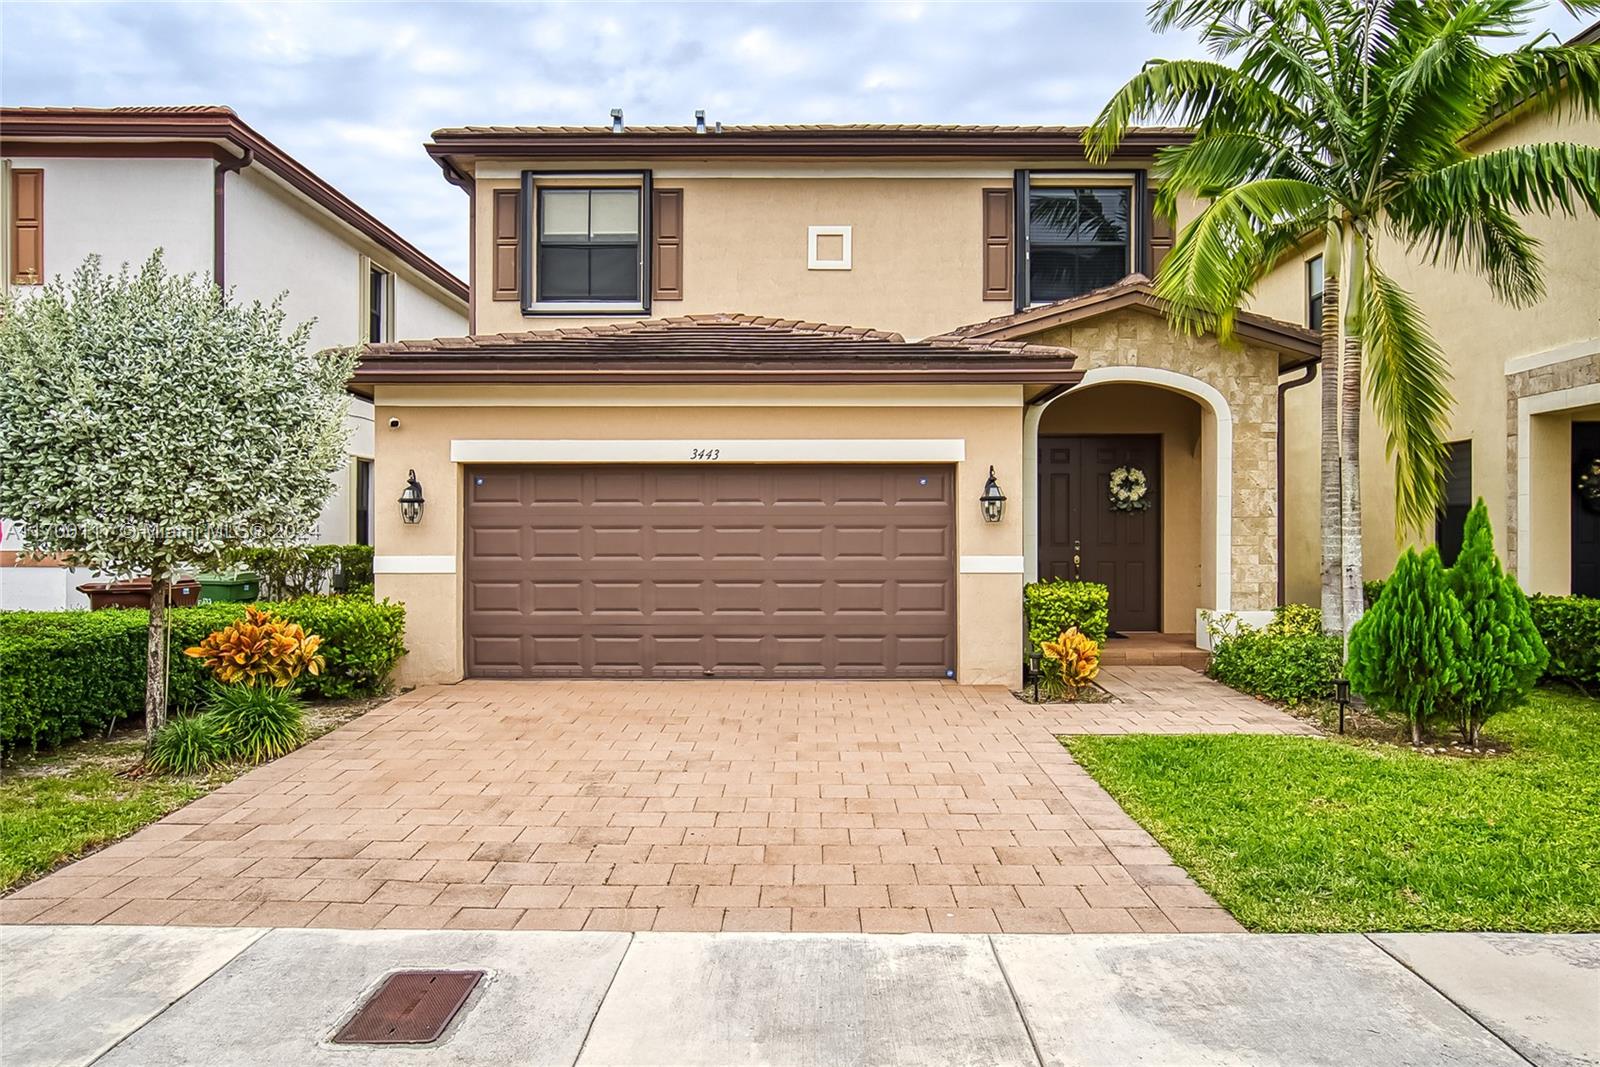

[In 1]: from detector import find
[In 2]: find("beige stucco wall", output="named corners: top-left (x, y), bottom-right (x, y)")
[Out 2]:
top-left (1025, 308), bottom-right (1282, 613)
top-left (371, 384), bottom-right (1027, 688)
top-left (1038, 384), bottom-right (1204, 632)
top-left (1252, 106), bottom-right (1600, 600)
top-left (469, 162), bottom-right (1186, 341)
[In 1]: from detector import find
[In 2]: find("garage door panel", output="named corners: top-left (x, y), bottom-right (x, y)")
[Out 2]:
top-left (528, 581), bottom-right (582, 615)
top-left (464, 464), bottom-right (955, 678)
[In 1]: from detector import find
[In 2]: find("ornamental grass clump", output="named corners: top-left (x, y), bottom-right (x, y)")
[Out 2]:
top-left (1040, 627), bottom-right (1102, 701)
top-left (184, 606), bottom-right (322, 764)
top-left (144, 713), bottom-right (228, 776)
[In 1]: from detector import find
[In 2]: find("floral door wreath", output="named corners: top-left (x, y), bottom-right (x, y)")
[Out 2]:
top-left (1108, 466), bottom-right (1153, 511)
top-left (1578, 457), bottom-right (1600, 514)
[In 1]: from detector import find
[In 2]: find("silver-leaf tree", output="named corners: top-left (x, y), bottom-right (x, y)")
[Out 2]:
top-left (0, 251), bottom-right (355, 735)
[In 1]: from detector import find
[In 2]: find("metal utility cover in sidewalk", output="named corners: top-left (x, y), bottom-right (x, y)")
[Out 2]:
top-left (332, 970), bottom-right (483, 1045)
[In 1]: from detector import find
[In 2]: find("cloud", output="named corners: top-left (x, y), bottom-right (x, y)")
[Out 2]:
top-left (3, 0), bottom-right (1589, 279)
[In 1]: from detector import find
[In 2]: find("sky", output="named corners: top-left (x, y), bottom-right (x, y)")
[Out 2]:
top-left (2, 1), bottom-right (1589, 279)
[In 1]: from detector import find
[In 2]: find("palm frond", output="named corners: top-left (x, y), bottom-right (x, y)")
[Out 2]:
top-left (1402, 141), bottom-right (1600, 219)
top-left (1489, 43), bottom-right (1600, 119)
top-left (1153, 178), bottom-right (1330, 336)
top-left (1361, 259), bottom-right (1454, 535)
top-left (1388, 198), bottom-right (1545, 305)
top-left (1084, 59), bottom-right (1290, 162)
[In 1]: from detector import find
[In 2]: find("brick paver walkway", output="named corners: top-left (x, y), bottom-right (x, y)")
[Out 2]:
top-left (3, 678), bottom-right (1309, 934)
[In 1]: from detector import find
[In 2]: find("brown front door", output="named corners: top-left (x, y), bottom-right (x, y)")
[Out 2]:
top-left (1039, 435), bottom-right (1161, 632)
top-left (462, 464), bottom-right (956, 678)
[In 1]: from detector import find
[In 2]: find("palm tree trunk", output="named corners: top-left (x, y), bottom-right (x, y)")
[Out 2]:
top-left (1338, 330), bottom-right (1366, 643)
top-left (1319, 267), bottom-right (1342, 634)
top-left (144, 568), bottom-right (170, 736)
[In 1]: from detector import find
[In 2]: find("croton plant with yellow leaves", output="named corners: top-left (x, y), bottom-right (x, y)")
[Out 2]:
top-left (1039, 627), bottom-right (1101, 700)
top-left (185, 605), bottom-right (325, 688)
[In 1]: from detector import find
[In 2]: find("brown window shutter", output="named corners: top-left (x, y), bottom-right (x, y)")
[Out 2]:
top-left (491, 188), bottom-right (520, 301)
top-left (980, 188), bottom-right (1012, 301)
top-left (10, 169), bottom-right (43, 286)
top-left (652, 188), bottom-right (684, 301)
top-left (1147, 199), bottom-right (1174, 276)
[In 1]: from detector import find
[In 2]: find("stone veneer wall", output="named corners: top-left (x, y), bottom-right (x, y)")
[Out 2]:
top-left (1029, 309), bottom-right (1283, 612)
top-left (1504, 352), bottom-right (1600, 574)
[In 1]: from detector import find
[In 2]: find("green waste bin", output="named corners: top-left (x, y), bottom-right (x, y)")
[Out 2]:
top-left (196, 572), bottom-right (261, 605)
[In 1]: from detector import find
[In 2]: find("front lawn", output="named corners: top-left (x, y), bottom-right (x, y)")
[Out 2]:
top-left (1064, 688), bottom-right (1600, 932)
top-left (0, 699), bottom-right (379, 893)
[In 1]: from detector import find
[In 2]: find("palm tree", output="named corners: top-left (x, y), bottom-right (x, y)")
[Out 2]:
top-left (1085, 0), bottom-right (1600, 636)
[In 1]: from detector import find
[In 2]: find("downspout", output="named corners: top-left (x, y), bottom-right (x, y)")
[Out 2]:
top-left (212, 148), bottom-right (253, 289)
top-left (436, 157), bottom-right (475, 334)
top-left (1276, 359), bottom-right (1319, 604)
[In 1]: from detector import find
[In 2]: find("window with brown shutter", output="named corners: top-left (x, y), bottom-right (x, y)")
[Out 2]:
top-left (652, 188), bottom-right (683, 301)
top-left (980, 188), bottom-right (1012, 301)
top-left (492, 188), bottom-right (520, 301)
top-left (10, 168), bottom-right (43, 286)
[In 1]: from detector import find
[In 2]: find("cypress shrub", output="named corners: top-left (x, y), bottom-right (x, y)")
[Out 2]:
top-left (1445, 501), bottom-right (1547, 746)
top-left (1347, 547), bottom-right (1468, 744)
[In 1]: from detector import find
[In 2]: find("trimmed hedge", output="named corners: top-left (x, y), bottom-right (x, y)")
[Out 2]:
top-left (1529, 595), bottom-right (1600, 689)
top-left (1208, 626), bottom-right (1344, 705)
top-left (220, 545), bottom-right (374, 601)
top-left (1024, 579), bottom-right (1110, 650)
top-left (0, 596), bottom-right (405, 754)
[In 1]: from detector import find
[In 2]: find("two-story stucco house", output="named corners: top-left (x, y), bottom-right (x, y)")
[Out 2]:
top-left (1250, 20), bottom-right (1600, 604)
top-left (0, 106), bottom-right (469, 609)
top-left (355, 121), bottom-right (1321, 688)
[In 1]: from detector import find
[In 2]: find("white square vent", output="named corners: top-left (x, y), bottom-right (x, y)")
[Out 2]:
top-left (807, 225), bottom-right (852, 270)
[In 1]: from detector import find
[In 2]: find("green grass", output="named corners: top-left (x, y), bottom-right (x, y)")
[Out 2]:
top-left (0, 697), bottom-right (380, 893)
top-left (1064, 688), bottom-right (1600, 932)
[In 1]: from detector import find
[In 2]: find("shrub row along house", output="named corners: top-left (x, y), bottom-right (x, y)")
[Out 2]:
top-left (0, 107), bottom-right (468, 609)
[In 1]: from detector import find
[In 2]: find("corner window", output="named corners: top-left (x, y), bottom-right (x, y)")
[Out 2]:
top-left (1026, 185), bottom-right (1131, 304)
top-left (536, 187), bottom-right (642, 304)
top-left (1307, 255), bottom-right (1325, 330)
top-left (1435, 440), bottom-right (1472, 565)
top-left (367, 264), bottom-right (390, 344)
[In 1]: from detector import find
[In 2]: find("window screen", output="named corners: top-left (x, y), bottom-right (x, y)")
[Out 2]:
top-left (537, 188), bottom-right (641, 302)
top-left (1027, 187), bottom-right (1131, 303)
top-left (1307, 255), bottom-right (1325, 329)
top-left (1435, 440), bottom-right (1472, 565)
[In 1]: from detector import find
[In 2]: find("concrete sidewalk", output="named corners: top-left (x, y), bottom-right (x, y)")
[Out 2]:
top-left (0, 927), bottom-right (1594, 1066)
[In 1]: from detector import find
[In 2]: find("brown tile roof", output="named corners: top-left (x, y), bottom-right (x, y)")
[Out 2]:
top-left (426, 122), bottom-right (1189, 166)
top-left (1, 107), bottom-right (466, 303)
top-left (932, 275), bottom-right (1321, 363)
top-left (351, 313), bottom-right (1080, 393)
top-left (433, 122), bottom-right (1191, 137)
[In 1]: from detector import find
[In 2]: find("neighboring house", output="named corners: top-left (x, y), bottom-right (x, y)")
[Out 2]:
top-left (355, 122), bottom-right (1319, 687)
top-left (0, 106), bottom-right (468, 609)
top-left (1250, 21), bottom-right (1600, 603)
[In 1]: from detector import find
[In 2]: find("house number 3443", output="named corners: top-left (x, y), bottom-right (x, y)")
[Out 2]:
top-left (690, 448), bottom-right (721, 460)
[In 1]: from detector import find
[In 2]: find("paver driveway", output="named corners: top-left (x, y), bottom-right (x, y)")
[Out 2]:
top-left (4, 679), bottom-right (1308, 933)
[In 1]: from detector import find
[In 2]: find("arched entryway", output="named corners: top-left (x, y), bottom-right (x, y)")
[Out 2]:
top-left (1023, 365), bottom-right (1235, 635)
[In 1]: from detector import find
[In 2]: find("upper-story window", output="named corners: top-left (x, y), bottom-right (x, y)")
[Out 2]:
top-left (1026, 183), bottom-right (1132, 304)
top-left (536, 186), bottom-right (643, 305)
top-left (367, 263), bottom-right (391, 344)
top-left (1307, 255), bottom-right (1325, 329)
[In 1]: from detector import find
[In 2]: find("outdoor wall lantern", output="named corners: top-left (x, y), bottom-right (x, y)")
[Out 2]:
top-left (399, 470), bottom-right (425, 525)
top-left (980, 466), bottom-right (1007, 523)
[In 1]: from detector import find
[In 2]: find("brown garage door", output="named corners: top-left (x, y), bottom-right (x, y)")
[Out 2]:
top-left (463, 464), bottom-right (955, 678)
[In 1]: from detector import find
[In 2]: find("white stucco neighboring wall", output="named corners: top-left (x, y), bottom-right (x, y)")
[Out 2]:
top-left (0, 149), bottom-right (464, 610)
top-left (8, 156), bottom-right (213, 281)
top-left (395, 272), bottom-right (468, 342)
